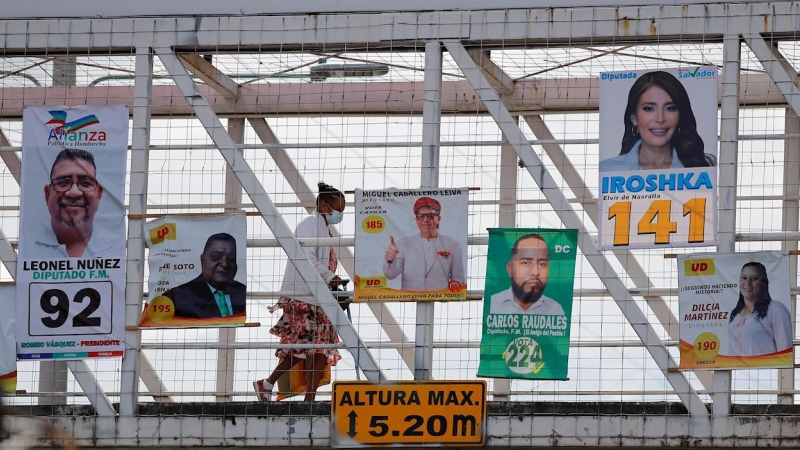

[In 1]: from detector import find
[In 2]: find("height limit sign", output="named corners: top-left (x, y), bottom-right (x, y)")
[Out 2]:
top-left (331, 380), bottom-right (486, 447)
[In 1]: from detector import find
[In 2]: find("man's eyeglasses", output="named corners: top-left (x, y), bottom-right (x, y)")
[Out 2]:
top-left (50, 175), bottom-right (99, 193)
top-left (415, 212), bottom-right (440, 220)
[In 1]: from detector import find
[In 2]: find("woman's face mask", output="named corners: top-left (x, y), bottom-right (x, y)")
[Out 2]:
top-left (325, 200), bottom-right (344, 224)
top-left (326, 209), bottom-right (344, 225)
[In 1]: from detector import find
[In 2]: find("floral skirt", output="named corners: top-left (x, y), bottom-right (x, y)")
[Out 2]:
top-left (268, 297), bottom-right (341, 366)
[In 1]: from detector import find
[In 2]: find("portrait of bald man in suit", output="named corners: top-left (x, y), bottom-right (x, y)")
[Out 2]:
top-left (163, 233), bottom-right (247, 319)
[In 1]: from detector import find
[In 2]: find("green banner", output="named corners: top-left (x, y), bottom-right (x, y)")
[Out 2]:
top-left (477, 228), bottom-right (577, 380)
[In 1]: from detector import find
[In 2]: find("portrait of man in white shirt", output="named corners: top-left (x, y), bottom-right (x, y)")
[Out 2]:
top-left (489, 234), bottom-right (565, 316)
top-left (26, 148), bottom-right (123, 259)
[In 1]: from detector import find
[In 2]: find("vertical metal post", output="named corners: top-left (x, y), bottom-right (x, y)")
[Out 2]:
top-left (416, 41), bottom-right (443, 380)
top-left (713, 32), bottom-right (742, 416)
top-left (779, 108), bottom-right (799, 404)
top-left (38, 56), bottom-right (79, 406)
top-left (492, 118), bottom-right (519, 399)
top-left (119, 46), bottom-right (153, 416)
top-left (215, 118), bottom-right (245, 402)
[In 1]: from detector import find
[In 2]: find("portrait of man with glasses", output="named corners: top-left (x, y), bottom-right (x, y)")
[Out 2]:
top-left (32, 148), bottom-right (119, 258)
top-left (382, 196), bottom-right (465, 291)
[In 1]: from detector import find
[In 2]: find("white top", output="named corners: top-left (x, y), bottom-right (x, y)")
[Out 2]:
top-left (599, 139), bottom-right (684, 172)
top-left (280, 213), bottom-right (337, 299)
top-left (27, 225), bottom-right (122, 259)
top-left (727, 300), bottom-right (793, 357)
top-left (489, 288), bottom-right (565, 315)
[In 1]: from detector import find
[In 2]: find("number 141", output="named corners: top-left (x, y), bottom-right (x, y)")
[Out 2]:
top-left (607, 198), bottom-right (706, 246)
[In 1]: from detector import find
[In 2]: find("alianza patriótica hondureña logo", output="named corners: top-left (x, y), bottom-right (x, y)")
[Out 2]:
top-left (45, 110), bottom-right (107, 146)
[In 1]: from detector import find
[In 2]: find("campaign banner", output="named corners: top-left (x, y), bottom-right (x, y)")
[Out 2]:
top-left (353, 188), bottom-right (468, 302)
top-left (477, 229), bottom-right (577, 380)
top-left (0, 285), bottom-right (16, 393)
top-left (139, 214), bottom-right (248, 327)
top-left (598, 67), bottom-right (718, 249)
top-left (16, 105), bottom-right (128, 360)
top-left (678, 251), bottom-right (793, 369)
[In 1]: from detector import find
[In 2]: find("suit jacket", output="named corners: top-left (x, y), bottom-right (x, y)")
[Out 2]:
top-left (382, 233), bottom-right (465, 291)
top-left (163, 275), bottom-right (247, 319)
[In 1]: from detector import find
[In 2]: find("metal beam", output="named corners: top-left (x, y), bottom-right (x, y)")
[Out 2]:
top-left (120, 47), bottom-right (155, 415)
top-left (178, 54), bottom-right (240, 101)
top-left (65, 361), bottom-right (115, 416)
top-left (415, 41), bottom-right (443, 381)
top-left (247, 117), bottom-right (416, 373)
top-left (3, 5), bottom-right (800, 53)
top-left (138, 354), bottom-right (172, 403)
top-left (0, 129), bottom-right (21, 185)
top-left (215, 117), bottom-right (245, 402)
top-left (523, 114), bottom-right (714, 392)
top-left (467, 49), bottom-right (514, 96)
top-left (156, 46), bottom-right (386, 382)
top-left (38, 56), bottom-right (78, 406)
top-left (466, 36), bottom-right (515, 400)
top-left (743, 34), bottom-right (800, 119)
top-left (779, 107), bottom-right (799, 404)
top-left (746, 36), bottom-right (800, 396)
top-left (712, 32), bottom-right (743, 417)
top-left (1, 0), bottom-right (766, 20)
top-left (0, 228), bottom-right (16, 284)
top-left (492, 117), bottom-right (519, 400)
top-left (0, 74), bottom-right (791, 118)
top-left (445, 40), bottom-right (707, 416)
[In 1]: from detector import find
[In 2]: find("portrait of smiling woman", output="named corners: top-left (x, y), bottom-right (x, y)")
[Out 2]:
top-left (599, 70), bottom-right (717, 172)
top-left (728, 262), bottom-right (793, 357)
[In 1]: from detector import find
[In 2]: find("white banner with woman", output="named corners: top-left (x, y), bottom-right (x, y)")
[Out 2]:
top-left (678, 251), bottom-right (793, 369)
top-left (598, 67), bottom-right (718, 249)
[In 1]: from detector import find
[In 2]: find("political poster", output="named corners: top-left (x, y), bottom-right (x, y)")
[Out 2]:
top-left (1, 285), bottom-right (16, 393)
top-left (139, 214), bottom-right (248, 327)
top-left (598, 67), bottom-right (718, 249)
top-left (353, 188), bottom-right (468, 302)
top-left (16, 105), bottom-right (128, 361)
top-left (679, 251), bottom-right (793, 369)
top-left (477, 229), bottom-right (577, 380)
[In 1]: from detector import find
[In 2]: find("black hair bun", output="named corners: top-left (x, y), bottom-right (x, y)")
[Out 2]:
top-left (318, 180), bottom-right (338, 193)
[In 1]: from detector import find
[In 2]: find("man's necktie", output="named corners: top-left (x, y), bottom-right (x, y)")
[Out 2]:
top-left (214, 290), bottom-right (230, 317)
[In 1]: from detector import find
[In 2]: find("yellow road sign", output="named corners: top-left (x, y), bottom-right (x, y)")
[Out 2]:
top-left (331, 380), bottom-right (486, 447)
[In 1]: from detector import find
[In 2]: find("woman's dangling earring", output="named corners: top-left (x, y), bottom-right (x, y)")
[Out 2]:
top-left (631, 125), bottom-right (639, 137)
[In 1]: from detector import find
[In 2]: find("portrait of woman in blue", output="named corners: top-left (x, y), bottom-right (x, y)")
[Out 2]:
top-left (600, 70), bottom-right (717, 172)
